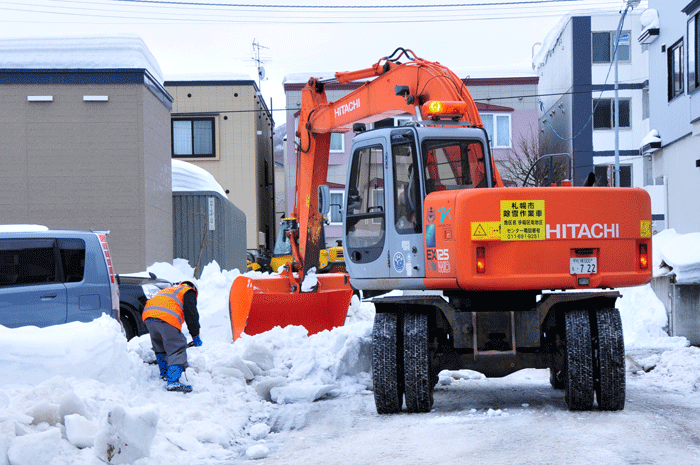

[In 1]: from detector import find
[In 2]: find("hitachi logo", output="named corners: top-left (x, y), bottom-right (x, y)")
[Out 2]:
top-left (334, 98), bottom-right (360, 118)
top-left (546, 223), bottom-right (619, 239)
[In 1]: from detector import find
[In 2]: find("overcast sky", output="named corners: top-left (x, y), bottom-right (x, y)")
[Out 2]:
top-left (0, 0), bottom-right (647, 125)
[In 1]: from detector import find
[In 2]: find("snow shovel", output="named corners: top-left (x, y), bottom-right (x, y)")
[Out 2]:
top-left (228, 267), bottom-right (353, 341)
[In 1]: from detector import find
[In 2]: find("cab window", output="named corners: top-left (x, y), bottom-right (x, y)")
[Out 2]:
top-left (346, 145), bottom-right (385, 263)
top-left (423, 139), bottom-right (491, 193)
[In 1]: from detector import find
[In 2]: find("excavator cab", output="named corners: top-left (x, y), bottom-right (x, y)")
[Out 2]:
top-left (343, 125), bottom-right (494, 292)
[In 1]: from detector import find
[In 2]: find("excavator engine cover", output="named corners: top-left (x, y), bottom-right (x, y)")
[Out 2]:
top-left (228, 272), bottom-right (353, 340)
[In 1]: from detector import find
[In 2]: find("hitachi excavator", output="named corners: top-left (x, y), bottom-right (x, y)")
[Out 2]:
top-left (229, 49), bottom-right (652, 412)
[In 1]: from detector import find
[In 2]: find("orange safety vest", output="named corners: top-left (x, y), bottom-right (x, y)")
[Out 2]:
top-left (142, 284), bottom-right (190, 330)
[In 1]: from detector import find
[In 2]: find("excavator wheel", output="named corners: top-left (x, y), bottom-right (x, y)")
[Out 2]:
top-left (564, 309), bottom-right (594, 411)
top-left (594, 308), bottom-right (626, 411)
top-left (372, 312), bottom-right (404, 414)
top-left (403, 312), bottom-right (434, 413)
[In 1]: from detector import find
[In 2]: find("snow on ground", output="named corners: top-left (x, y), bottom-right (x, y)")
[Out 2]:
top-left (0, 231), bottom-right (698, 464)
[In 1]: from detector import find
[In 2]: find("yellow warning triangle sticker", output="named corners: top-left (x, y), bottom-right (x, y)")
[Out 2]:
top-left (474, 224), bottom-right (487, 236)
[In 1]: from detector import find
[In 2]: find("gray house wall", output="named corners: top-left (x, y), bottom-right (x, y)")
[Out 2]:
top-left (646, 0), bottom-right (700, 234)
top-left (0, 70), bottom-right (174, 273)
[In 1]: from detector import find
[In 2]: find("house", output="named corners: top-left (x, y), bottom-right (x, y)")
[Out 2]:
top-left (163, 77), bottom-right (276, 252)
top-left (0, 35), bottom-right (174, 273)
top-left (533, 12), bottom-right (650, 187)
top-left (640, 2), bottom-right (700, 234)
top-left (283, 69), bottom-right (539, 246)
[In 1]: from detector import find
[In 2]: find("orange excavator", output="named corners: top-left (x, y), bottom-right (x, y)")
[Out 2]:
top-left (229, 49), bottom-right (652, 412)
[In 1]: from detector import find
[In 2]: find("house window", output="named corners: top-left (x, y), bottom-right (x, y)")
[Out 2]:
top-left (172, 118), bottom-right (215, 158)
top-left (372, 117), bottom-right (412, 129)
top-left (593, 99), bottom-right (630, 129)
top-left (592, 31), bottom-right (631, 63)
top-left (689, 15), bottom-right (700, 92)
top-left (481, 113), bottom-right (511, 148)
top-left (329, 191), bottom-right (344, 224)
top-left (330, 133), bottom-right (344, 153)
top-left (668, 39), bottom-right (684, 101)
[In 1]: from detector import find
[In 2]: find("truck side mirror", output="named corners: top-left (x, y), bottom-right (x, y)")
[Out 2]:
top-left (318, 185), bottom-right (331, 216)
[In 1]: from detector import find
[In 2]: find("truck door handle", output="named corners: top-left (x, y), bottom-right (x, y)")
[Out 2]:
top-left (40, 294), bottom-right (58, 300)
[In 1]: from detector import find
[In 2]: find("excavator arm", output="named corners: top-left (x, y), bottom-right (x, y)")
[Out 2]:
top-left (230, 48), bottom-right (499, 341)
top-left (292, 48), bottom-right (491, 281)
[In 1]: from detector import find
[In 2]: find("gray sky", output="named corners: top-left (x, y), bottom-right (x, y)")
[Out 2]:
top-left (0, 0), bottom-right (644, 124)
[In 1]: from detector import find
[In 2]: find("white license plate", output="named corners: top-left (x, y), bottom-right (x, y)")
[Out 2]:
top-left (570, 257), bottom-right (597, 275)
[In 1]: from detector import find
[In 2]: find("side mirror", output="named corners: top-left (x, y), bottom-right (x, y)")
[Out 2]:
top-left (318, 184), bottom-right (331, 216)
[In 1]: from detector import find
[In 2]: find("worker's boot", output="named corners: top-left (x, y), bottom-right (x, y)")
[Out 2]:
top-left (166, 365), bottom-right (192, 393)
top-left (155, 353), bottom-right (167, 381)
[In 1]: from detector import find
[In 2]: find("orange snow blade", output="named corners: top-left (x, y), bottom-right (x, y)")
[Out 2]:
top-left (229, 272), bottom-right (353, 341)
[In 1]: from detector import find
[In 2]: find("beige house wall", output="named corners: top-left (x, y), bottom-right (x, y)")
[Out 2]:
top-left (165, 81), bottom-right (275, 251)
top-left (0, 77), bottom-right (173, 273)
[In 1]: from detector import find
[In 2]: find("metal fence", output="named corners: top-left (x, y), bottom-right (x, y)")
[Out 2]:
top-left (173, 191), bottom-right (246, 276)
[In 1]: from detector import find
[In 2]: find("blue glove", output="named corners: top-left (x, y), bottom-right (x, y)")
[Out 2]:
top-left (192, 336), bottom-right (203, 347)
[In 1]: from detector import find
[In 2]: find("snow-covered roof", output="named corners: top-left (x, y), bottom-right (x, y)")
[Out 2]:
top-left (164, 72), bottom-right (255, 83)
top-left (283, 72), bottom-right (337, 85)
top-left (283, 65), bottom-right (535, 86)
top-left (171, 159), bottom-right (227, 198)
top-left (0, 34), bottom-right (164, 84)
top-left (0, 225), bottom-right (49, 233)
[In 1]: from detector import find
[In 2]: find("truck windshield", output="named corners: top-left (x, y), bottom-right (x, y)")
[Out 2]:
top-left (422, 139), bottom-right (491, 192)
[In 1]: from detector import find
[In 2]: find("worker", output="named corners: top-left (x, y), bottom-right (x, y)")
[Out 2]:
top-left (142, 280), bottom-right (202, 393)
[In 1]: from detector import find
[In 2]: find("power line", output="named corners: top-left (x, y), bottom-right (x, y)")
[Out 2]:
top-left (0, 0), bottom-right (634, 24)
top-left (111, 0), bottom-right (609, 8)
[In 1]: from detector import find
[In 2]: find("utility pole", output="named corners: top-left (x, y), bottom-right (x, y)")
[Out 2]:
top-left (614, 0), bottom-right (640, 187)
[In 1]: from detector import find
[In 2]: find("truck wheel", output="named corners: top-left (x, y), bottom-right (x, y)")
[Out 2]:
top-left (564, 309), bottom-right (594, 411)
top-left (372, 313), bottom-right (403, 414)
top-left (403, 312), bottom-right (434, 413)
top-left (120, 306), bottom-right (137, 341)
top-left (595, 308), bottom-right (626, 411)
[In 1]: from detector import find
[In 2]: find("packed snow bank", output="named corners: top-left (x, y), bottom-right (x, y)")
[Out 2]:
top-left (653, 229), bottom-right (700, 283)
top-left (0, 259), bottom-right (376, 464)
top-left (0, 316), bottom-right (138, 388)
top-left (1, 229), bottom-right (698, 463)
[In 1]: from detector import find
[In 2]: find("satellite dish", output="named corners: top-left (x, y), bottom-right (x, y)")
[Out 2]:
top-left (258, 66), bottom-right (266, 80)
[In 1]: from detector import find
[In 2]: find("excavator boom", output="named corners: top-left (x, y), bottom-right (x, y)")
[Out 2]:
top-left (229, 48), bottom-right (491, 340)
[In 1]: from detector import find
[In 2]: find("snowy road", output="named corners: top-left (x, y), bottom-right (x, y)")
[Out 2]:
top-left (259, 366), bottom-right (700, 465)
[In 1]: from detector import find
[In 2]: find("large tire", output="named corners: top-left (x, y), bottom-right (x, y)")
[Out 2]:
top-left (595, 308), bottom-right (626, 411)
top-left (372, 313), bottom-right (403, 414)
top-left (403, 313), bottom-right (434, 413)
top-left (564, 309), bottom-right (594, 411)
top-left (120, 306), bottom-right (137, 341)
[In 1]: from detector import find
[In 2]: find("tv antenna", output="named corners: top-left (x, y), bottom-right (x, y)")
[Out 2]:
top-left (252, 39), bottom-right (269, 88)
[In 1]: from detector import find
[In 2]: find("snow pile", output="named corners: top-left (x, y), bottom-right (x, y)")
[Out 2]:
top-left (172, 159), bottom-right (228, 198)
top-left (635, 346), bottom-right (700, 393)
top-left (0, 228), bottom-right (698, 463)
top-left (617, 285), bottom-right (687, 349)
top-left (0, 34), bottom-right (163, 84)
top-left (640, 128), bottom-right (661, 147)
top-left (0, 259), bottom-right (376, 464)
top-left (653, 229), bottom-right (700, 283)
top-left (0, 316), bottom-right (138, 388)
top-left (640, 8), bottom-right (659, 31)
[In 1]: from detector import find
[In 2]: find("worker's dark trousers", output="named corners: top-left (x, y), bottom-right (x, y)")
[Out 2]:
top-left (144, 318), bottom-right (188, 368)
